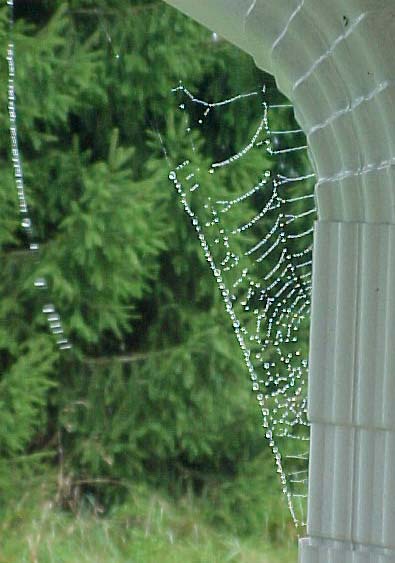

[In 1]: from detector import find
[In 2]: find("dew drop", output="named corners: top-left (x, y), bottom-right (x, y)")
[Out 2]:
top-left (34, 277), bottom-right (47, 289)
top-left (43, 304), bottom-right (55, 314)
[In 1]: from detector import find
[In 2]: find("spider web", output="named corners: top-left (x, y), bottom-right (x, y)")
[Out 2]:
top-left (6, 0), bottom-right (314, 532)
top-left (166, 82), bottom-right (316, 531)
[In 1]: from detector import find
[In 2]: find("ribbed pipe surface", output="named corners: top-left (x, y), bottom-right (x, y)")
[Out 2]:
top-left (244, 0), bottom-right (395, 222)
top-left (300, 538), bottom-right (395, 563)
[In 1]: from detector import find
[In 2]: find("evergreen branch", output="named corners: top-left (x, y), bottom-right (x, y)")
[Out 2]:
top-left (1, 248), bottom-right (35, 259)
top-left (83, 326), bottom-right (219, 365)
top-left (83, 344), bottom-right (183, 365)
top-left (68, 4), bottom-right (161, 17)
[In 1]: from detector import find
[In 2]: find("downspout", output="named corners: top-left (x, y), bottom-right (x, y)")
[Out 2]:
top-left (162, 1), bottom-right (395, 561)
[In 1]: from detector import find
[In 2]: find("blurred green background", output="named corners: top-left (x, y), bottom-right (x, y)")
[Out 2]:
top-left (0, 1), bottom-right (310, 560)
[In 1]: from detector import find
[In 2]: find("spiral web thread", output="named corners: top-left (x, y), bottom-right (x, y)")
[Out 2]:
top-left (167, 83), bottom-right (316, 531)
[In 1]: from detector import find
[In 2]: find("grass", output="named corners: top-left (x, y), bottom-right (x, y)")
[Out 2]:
top-left (0, 475), bottom-right (298, 563)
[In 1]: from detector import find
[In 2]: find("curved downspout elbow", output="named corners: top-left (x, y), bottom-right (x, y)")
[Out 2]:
top-left (162, 0), bottom-right (273, 76)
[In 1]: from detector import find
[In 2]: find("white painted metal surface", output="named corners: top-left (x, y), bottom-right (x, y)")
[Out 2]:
top-left (163, 1), bottom-right (395, 560)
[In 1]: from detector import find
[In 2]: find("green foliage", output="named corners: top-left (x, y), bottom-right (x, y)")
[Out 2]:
top-left (0, 0), bottom-right (310, 545)
top-left (58, 312), bottom-right (264, 484)
top-left (0, 336), bottom-right (57, 455)
top-left (40, 130), bottom-right (169, 343)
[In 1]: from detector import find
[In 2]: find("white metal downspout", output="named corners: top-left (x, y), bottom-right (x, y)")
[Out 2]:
top-left (163, 1), bottom-right (395, 561)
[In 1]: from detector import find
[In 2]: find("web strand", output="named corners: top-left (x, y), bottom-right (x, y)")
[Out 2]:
top-left (6, 0), bottom-right (71, 350)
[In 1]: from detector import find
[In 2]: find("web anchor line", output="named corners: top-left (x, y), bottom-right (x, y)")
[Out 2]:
top-left (166, 82), bottom-right (316, 531)
top-left (6, 0), bottom-right (71, 350)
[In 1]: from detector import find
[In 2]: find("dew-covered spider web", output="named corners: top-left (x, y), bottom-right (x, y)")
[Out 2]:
top-left (164, 82), bottom-right (316, 531)
top-left (6, 0), bottom-right (315, 533)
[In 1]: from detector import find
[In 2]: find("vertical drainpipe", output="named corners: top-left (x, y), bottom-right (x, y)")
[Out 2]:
top-left (162, 1), bottom-right (395, 561)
